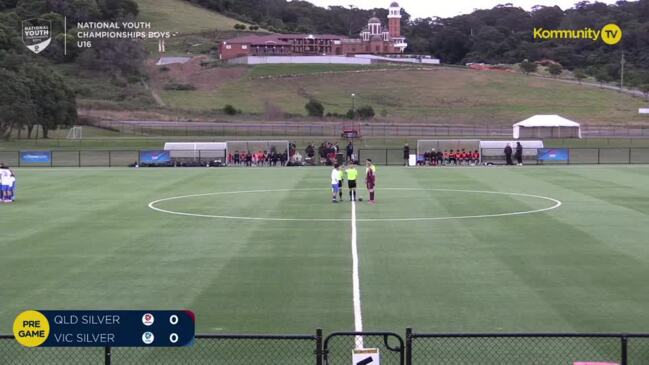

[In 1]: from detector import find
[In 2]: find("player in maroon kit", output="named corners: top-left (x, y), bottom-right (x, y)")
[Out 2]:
top-left (365, 159), bottom-right (376, 204)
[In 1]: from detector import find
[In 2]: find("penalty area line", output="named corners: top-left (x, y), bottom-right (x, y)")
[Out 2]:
top-left (350, 200), bottom-right (364, 348)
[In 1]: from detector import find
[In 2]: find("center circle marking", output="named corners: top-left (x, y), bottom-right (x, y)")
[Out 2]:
top-left (148, 188), bottom-right (562, 222)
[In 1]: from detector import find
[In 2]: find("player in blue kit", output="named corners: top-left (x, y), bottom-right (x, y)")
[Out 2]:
top-left (0, 164), bottom-right (12, 203)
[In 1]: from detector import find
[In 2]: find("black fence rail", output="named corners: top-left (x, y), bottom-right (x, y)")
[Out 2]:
top-left (6, 147), bottom-right (649, 168)
top-left (2, 331), bottom-right (649, 364)
top-left (324, 332), bottom-right (404, 365)
top-left (0, 332), bottom-right (322, 365)
top-left (93, 120), bottom-right (649, 139)
top-left (406, 330), bottom-right (649, 365)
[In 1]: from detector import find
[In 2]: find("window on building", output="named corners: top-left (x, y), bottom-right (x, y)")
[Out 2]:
top-left (225, 45), bottom-right (232, 49)
top-left (242, 45), bottom-right (248, 49)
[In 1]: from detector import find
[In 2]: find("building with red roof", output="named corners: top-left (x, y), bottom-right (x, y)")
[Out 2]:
top-left (219, 2), bottom-right (407, 61)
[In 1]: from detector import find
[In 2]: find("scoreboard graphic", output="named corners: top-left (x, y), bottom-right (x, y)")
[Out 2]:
top-left (13, 310), bottom-right (195, 347)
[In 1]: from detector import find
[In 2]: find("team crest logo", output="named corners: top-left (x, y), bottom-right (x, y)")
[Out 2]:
top-left (22, 19), bottom-right (52, 54)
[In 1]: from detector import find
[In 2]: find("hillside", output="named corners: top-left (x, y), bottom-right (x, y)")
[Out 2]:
top-left (136, 0), bottom-right (253, 33)
top-left (156, 64), bottom-right (647, 125)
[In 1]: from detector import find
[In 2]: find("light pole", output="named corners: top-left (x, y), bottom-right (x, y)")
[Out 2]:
top-left (351, 93), bottom-right (356, 113)
top-left (620, 51), bottom-right (625, 92)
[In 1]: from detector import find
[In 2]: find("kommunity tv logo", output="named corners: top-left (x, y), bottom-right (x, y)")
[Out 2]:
top-left (533, 24), bottom-right (622, 45)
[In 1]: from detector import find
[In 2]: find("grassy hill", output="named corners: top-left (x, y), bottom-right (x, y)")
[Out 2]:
top-left (158, 65), bottom-right (648, 125)
top-left (136, 0), bottom-right (254, 33)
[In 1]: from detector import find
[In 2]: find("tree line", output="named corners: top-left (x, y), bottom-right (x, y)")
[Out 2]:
top-left (0, 0), bottom-right (144, 139)
top-left (187, 0), bottom-right (649, 88)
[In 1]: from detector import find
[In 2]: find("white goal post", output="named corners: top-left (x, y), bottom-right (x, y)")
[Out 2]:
top-left (66, 126), bottom-right (83, 140)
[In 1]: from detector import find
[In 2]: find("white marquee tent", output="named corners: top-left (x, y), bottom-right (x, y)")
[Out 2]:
top-left (513, 115), bottom-right (581, 139)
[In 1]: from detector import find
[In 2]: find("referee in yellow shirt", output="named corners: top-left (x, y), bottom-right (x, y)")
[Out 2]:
top-left (345, 163), bottom-right (359, 202)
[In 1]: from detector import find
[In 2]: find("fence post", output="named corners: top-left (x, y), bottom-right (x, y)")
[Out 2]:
top-left (17, 151), bottom-right (21, 167)
top-left (405, 328), bottom-right (413, 365)
top-left (621, 335), bottom-right (628, 365)
top-left (78, 150), bottom-right (81, 168)
top-left (598, 148), bottom-right (601, 164)
top-left (105, 346), bottom-right (111, 365)
top-left (315, 328), bottom-right (323, 365)
top-left (386, 149), bottom-right (389, 166)
top-left (108, 151), bottom-right (112, 168)
top-left (628, 148), bottom-right (632, 164)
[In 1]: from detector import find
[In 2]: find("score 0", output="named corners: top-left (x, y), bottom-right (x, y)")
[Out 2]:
top-left (169, 314), bottom-right (179, 344)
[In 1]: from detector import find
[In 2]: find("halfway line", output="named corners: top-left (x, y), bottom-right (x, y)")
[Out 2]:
top-left (350, 200), bottom-right (364, 348)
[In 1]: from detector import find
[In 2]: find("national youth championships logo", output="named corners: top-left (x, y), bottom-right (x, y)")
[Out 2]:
top-left (22, 19), bottom-right (52, 54)
top-left (533, 23), bottom-right (622, 45)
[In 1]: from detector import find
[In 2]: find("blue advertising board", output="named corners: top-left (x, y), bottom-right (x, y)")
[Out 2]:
top-left (538, 148), bottom-right (569, 162)
top-left (20, 151), bottom-right (51, 164)
top-left (13, 310), bottom-right (195, 347)
top-left (139, 150), bottom-right (171, 164)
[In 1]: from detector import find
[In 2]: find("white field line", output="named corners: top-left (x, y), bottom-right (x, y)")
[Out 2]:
top-left (147, 188), bottom-right (562, 222)
top-left (350, 200), bottom-right (364, 349)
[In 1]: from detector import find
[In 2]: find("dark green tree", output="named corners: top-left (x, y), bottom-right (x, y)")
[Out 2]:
top-left (573, 69), bottom-right (587, 84)
top-left (547, 63), bottom-right (563, 77)
top-left (520, 60), bottom-right (538, 74)
top-left (305, 99), bottom-right (324, 117)
top-left (357, 105), bottom-right (375, 120)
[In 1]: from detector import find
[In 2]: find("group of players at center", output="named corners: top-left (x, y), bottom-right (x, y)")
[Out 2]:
top-left (331, 159), bottom-right (376, 204)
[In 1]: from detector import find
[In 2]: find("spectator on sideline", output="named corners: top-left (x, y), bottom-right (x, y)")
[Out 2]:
top-left (472, 150), bottom-right (480, 165)
top-left (449, 149), bottom-right (457, 165)
top-left (403, 144), bottom-right (410, 166)
top-left (515, 142), bottom-right (524, 166)
top-left (505, 144), bottom-right (514, 165)
top-left (346, 142), bottom-right (354, 163)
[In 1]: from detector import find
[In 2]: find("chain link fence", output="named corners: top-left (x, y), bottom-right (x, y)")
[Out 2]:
top-left (3, 332), bottom-right (649, 364)
top-left (323, 332), bottom-right (404, 365)
top-left (1, 333), bottom-right (321, 365)
top-left (407, 331), bottom-right (649, 365)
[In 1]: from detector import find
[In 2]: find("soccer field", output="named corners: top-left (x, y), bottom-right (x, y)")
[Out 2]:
top-left (3, 165), bottom-right (649, 337)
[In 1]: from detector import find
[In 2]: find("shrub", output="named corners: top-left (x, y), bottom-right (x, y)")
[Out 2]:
top-left (163, 83), bottom-right (196, 91)
top-left (357, 105), bottom-right (375, 120)
top-left (305, 99), bottom-right (324, 117)
top-left (520, 60), bottom-right (538, 74)
top-left (573, 69), bottom-right (587, 84)
top-left (223, 104), bottom-right (238, 115)
top-left (548, 63), bottom-right (563, 77)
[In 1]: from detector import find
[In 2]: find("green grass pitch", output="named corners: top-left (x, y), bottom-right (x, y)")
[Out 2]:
top-left (2, 165), bottom-right (649, 338)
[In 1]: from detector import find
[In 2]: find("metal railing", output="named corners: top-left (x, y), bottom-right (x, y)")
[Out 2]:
top-left (3, 330), bottom-right (649, 364)
top-left (0, 331), bottom-right (323, 365)
top-left (91, 120), bottom-right (649, 139)
top-left (5, 147), bottom-right (649, 168)
top-left (406, 330), bottom-right (649, 365)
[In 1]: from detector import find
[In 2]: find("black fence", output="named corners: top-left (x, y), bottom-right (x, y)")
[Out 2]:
top-left (6, 147), bottom-right (649, 168)
top-left (3, 330), bottom-right (649, 364)
top-left (0, 332), bottom-right (322, 365)
top-left (406, 331), bottom-right (649, 365)
top-left (480, 147), bottom-right (649, 165)
top-left (93, 120), bottom-right (649, 139)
